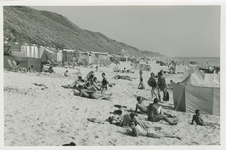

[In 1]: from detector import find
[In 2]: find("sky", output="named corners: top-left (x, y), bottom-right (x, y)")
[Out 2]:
top-left (30, 6), bottom-right (220, 57)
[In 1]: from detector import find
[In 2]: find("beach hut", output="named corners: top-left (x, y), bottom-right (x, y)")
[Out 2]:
top-left (41, 48), bottom-right (57, 62)
top-left (15, 57), bottom-right (42, 72)
top-left (4, 43), bottom-right (43, 72)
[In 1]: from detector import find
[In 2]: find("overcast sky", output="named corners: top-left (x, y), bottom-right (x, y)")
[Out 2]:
top-left (30, 6), bottom-right (220, 57)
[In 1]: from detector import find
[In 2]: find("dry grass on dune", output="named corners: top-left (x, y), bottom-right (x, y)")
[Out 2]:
top-left (4, 62), bottom-right (220, 146)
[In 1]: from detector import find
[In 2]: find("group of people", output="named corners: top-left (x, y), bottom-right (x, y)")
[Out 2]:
top-left (138, 70), bottom-right (169, 102)
top-left (108, 96), bottom-right (180, 139)
top-left (109, 94), bottom-right (214, 139)
top-left (62, 71), bottom-right (113, 100)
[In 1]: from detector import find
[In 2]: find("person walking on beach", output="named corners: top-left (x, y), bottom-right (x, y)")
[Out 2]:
top-left (148, 72), bottom-right (157, 98)
top-left (147, 98), bottom-right (178, 125)
top-left (100, 72), bottom-right (109, 94)
top-left (138, 70), bottom-right (145, 89)
top-left (157, 71), bottom-right (166, 102)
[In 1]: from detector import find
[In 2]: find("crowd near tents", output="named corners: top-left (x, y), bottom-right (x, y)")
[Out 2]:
top-left (4, 41), bottom-right (220, 116)
top-left (172, 66), bottom-right (220, 115)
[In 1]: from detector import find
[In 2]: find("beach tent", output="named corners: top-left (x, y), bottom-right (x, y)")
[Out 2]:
top-left (204, 73), bottom-right (220, 84)
top-left (172, 82), bottom-right (220, 115)
top-left (181, 72), bottom-right (206, 85)
top-left (183, 68), bottom-right (205, 79)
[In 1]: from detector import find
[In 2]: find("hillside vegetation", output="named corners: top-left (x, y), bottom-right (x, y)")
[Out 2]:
top-left (4, 6), bottom-right (163, 57)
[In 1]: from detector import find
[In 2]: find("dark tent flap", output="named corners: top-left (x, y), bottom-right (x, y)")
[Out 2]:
top-left (185, 85), bottom-right (214, 114)
top-left (213, 87), bottom-right (220, 115)
top-left (172, 82), bottom-right (186, 111)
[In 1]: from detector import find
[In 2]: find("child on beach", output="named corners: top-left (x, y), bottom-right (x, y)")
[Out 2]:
top-left (191, 110), bottom-right (219, 126)
top-left (100, 72), bottom-right (109, 94)
top-left (191, 110), bottom-right (204, 126)
top-left (64, 70), bottom-right (70, 77)
top-left (138, 70), bottom-right (145, 89)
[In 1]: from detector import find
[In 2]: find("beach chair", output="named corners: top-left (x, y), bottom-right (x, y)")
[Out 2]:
top-left (7, 59), bottom-right (19, 72)
top-left (7, 59), bottom-right (27, 72)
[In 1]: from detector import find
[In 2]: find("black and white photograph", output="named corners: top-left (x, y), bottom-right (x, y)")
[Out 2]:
top-left (1, 1), bottom-right (225, 147)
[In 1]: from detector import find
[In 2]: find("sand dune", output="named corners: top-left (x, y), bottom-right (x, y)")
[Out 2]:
top-left (4, 62), bottom-right (220, 146)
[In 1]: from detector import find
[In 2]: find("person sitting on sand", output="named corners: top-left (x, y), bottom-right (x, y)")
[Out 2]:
top-left (148, 72), bottom-right (157, 98)
top-left (91, 77), bottom-right (101, 91)
top-left (62, 76), bottom-right (84, 89)
top-left (191, 110), bottom-right (204, 126)
top-left (100, 73), bottom-right (109, 94)
top-left (135, 96), bottom-right (148, 114)
top-left (147, 98), bottom-right (178, 125)
top-left (190, 110), bottom-right (219, 126)
top-left (126, 120), bottom-right (181, 140)
top-left (138, 70), bottom-right (145, 89)
top-left (84, 74), bottom-right (94, 89)
top-left (28, 65), bottom-right (35, 73)
top-left (86, 71), bottom-right (94, 80)
top-left (64, 70), bottom-right (70, 77)
top-left (45, 66), bottom-right (55, 73)
top-left (72, 86), bottom-right (112, 100)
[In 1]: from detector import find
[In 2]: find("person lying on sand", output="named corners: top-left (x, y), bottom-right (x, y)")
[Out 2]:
top-left (147, 98), bottom-right (178, 125)
top-left (135, 96), bottom-right (148, 114)
top-left (126, 120), bottom-right (181, 140)
top-left (113, 75), bottom-right (133, 81)
top-left (191, 110), bottom-right (220, 126)
top-left (33, 83), bottom-right (48, 89)
top-left (72, 87), bottom-right (112, 100)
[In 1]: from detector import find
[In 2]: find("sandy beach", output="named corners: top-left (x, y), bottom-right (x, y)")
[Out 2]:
top-left (4, 62), bottom-right (220, 146)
